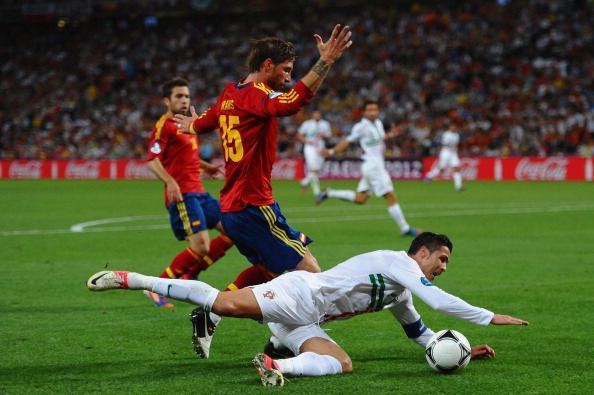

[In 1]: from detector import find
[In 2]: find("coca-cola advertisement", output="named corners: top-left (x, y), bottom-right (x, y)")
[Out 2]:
top-left (5, 160), bottom-right (50, 179)
top-left (503, 157), bottom-right (588, 181)
top-left (272, 158), bottom-right (302, 180)
top-left (58, 160), bottom-right (105, 179)
top-left (120, 160), bottom-right (156, 180)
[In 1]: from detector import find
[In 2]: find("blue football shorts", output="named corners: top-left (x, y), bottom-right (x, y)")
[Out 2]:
top-left (167, 193), bottom-right (221, 241)
top-left (220, 202), bottom-right (312, 274)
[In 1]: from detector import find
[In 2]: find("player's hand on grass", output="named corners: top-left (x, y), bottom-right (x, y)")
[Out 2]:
top-left (490, 314), bottom-right (529, 326)
top-left (315, 24), bottom-right (352, 64)
top-left (471, 344), bottom-right (495, 360)
top-left (174, 106), bottom-right (199, 134)
top-left (166, 179), bottom-right (183, 203)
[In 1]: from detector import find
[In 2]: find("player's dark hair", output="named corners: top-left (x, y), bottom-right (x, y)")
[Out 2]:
top-left (161, 77), bottom-right (189, 98)
top-left (362, 100), bottom-right (379, 111)
top-left (408, 232), bottom-right (453, 255)
top-left (246, 37), bottom-right (296, 73)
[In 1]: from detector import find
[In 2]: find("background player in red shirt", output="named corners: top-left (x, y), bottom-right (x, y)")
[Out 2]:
top-left (145, 77), bottom-right (233, 307)
top-left (174, 25), bottom-right (353, 358)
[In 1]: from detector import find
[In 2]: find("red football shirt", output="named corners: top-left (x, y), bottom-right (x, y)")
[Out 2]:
top-left (147, 115), bottom-right (205, 206)
top-left (191, 80), bottom-right (313, 212)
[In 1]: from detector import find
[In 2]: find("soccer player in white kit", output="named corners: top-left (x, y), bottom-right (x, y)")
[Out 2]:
top-left (424, 122), bottom-right (465, 191)
top-left (297, 110), bottom-right (332, 198)
top-left (318, 100), bottom-right (420, 237)
top-left (87, 232), bottom-right (528, 387)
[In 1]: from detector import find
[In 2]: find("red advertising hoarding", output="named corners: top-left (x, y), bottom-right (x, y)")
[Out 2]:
top-left (0, 158), bottom-right (592, 181)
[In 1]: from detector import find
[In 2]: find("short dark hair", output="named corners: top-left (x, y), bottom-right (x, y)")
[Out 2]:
top-left (408, 232), bottom-right (453, 255)
top-left (161, 77), bottom-right (189, 98)
top-left (362, 100), bottom-right (379, 111)
top-left (246, 37), bottom-right (296, 73)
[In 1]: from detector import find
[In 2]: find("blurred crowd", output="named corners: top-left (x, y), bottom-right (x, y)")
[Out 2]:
top-left (1, 0), bottom-right (593, 160)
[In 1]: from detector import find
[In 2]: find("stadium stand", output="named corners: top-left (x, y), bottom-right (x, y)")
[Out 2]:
top-left (1, 0), bottom-right (592, 160)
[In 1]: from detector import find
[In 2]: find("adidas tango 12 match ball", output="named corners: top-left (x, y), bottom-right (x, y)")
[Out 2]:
top-left (425, 329), bottom-right (471, 373)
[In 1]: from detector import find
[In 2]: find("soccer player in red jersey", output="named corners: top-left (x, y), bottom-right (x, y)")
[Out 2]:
top-left (145, 77), bottom-right (234, 308)
top-left (174, 24), bottom-right (353, 358)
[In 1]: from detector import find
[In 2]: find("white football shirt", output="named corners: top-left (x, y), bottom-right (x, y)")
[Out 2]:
top-left (441, 130), bottom-right (459, 154)
top-left (297, 250), bottom-right (494, 326)
top-left (347, 118), bottom-right (386, 164)
top-left (298, 119), bottom-right (331, 151)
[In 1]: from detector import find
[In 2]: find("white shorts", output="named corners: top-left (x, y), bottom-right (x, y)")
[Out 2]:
top-left (252, 271), bottom-right (321, 326)
top-left (268, 322), bottom-right (336, 356)
top-left (437, 150), bottom-right (460, 169)
top-left (357, 160), bottom-right (394, 197)
top-left (303, 145), bottom-right (324, 171)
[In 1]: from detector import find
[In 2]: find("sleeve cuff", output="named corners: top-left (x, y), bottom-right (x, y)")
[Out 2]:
top-left (294, 80), bottom-right (315, 101)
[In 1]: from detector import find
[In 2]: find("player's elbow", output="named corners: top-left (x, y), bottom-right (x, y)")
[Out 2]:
top-left (428, 300), bottom-right (446, 312)
top-left (213, 298), bottom-right (242, 317)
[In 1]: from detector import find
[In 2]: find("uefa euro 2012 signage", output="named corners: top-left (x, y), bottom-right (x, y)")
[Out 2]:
top-left (320, 158), bottom-right (424, 180)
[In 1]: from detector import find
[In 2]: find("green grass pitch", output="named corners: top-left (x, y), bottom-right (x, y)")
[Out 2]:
top-left (1, 179), bottom-right (592, 394)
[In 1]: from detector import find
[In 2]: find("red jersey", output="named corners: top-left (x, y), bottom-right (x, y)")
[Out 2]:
top-left (147, 115), bottom-right (205, 206)
top-left (191, 80), bottom-right (313, 212)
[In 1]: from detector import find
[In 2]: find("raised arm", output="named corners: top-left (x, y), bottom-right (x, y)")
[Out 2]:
top-left (301, 24), bottom-right (352, 94)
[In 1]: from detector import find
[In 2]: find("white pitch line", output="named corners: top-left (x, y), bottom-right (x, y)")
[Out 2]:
top-left (70, 214), bottom-right (165, 232)
top-left (1, 203), bottom-right (594, 237)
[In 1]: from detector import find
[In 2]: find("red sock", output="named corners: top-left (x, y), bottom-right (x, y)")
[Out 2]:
top-left (225, 264), bottom-right (275, 291)
top-left (181, 235), bottom-right (234, 279)
top-left (159, 247), bottom-right (199, 278)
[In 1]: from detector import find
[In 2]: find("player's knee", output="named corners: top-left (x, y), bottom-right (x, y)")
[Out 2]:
top-left (193, 244), bottom-right (209, 256)
top-left (189, 238), bottom-right (209, 256)
top-left (296, 255), bottom-right (321, 273)
top-left (339, 355), bottom-right (353, 373)
top-left (354, 194), bottom-right (368, 204)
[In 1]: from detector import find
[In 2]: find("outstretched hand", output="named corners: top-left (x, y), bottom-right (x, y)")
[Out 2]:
top-left (173, 106), bottom-right (199, 134)
top-left (490, 314), bottom-right (529, 326)
top-left (471, 344), bottom-right (495, 360)
top-left (202, 162), bottom-right (224, 179)
top-left (314, 24), bottom-right (352, 64)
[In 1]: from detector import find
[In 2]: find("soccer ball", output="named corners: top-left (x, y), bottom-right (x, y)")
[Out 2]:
top-left (425, 329), bottom-right (471, 373)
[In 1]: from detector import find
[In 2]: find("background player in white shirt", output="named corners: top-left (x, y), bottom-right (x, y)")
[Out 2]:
top-left (297, 110), bottom-right (332, 198)
top-left (424, 122), bottom-right (465, 191)
top-left (88, 232), bottom-right (528, 387)
top-left (318, 100), bottom-right (420, 237)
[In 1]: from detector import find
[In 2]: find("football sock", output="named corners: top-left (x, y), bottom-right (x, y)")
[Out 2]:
top-left (127, 272), bottom-right (155, 290)
top-left (453, 172), bottom-right (463, 190)
top-left (310, 172), bottom-right (321, 195)
top-left (275, 352), bottom-right (342, 376)
top-left (182, 235), bottom-right (234, 279)
top-left (152, 278), bottom-right (219, 311)
top-left (225, 265), bottom-right (274, 291)
top-left (160, 247), bottom-right (199, 278)
top-left (388, 203), bottom-right (410, 233)
top-left (327, 188), bottom-right (356, 202)
top-left (300, 175), bottom-right (310, 188)
top-left (425, 166), bottom-right (440, 179)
